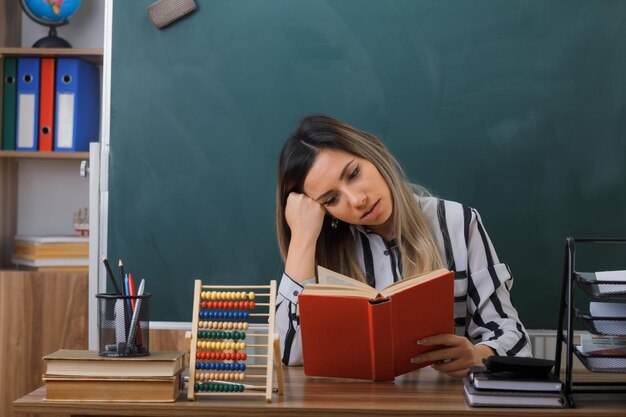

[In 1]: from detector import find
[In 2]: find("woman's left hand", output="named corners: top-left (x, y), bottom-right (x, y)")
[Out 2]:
top-left (409, 334), bottom-right (495, 378)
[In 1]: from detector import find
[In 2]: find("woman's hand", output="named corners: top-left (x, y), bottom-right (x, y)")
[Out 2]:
top-left (285, 192), bottom-right (326, 244)
top-left (410, 334), bottom-right (495, 378)
top-left (284, 192), bottom-right (326, 282)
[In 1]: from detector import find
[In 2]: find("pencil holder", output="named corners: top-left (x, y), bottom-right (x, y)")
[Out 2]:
top-left (96, 293), bottom-right (151, 357)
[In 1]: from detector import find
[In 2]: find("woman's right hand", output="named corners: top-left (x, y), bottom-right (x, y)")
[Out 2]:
top-left (285, 192), bottom-right (326, 244)
top-left (284, 192), bottom-right (326, 282)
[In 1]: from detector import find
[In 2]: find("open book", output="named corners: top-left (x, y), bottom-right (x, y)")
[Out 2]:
top-left (299, 267), bottom-right (454, 381)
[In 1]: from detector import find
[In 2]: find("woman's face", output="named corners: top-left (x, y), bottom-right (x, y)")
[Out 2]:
top-left (303, 149), bottom-right (394, 235)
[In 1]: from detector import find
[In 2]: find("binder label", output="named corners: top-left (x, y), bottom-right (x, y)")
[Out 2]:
top-left (17, 94), bottom-right (36, 149)
top-left (57, 93), bottom-right (75, 149)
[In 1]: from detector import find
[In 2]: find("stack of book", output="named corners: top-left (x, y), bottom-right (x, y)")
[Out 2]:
top-left (42, 350), bottom-right (184, 402)
top-left (463, 367), bottom-right (566, 408)
top-left (12, 235), bottom-right (89, 272)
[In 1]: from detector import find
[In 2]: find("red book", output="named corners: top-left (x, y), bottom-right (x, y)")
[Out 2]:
top-left (38, 58), bottom-right (55, 151)
top-left (299, 267), bottom-right (454, 381)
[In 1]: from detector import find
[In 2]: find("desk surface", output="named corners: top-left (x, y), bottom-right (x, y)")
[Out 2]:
top-left (13, 367), bottom-right (626, 417)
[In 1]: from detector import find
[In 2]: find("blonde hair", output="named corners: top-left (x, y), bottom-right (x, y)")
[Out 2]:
top-left (276, 115), bottom-right (442, 282)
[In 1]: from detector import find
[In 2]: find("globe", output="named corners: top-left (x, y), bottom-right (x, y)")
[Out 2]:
top-left (23, 0), bottom-right (81, 23)
top-left (20, 0), bottom-right (82, 47)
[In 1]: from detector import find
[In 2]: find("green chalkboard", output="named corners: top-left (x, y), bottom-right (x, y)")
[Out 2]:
top-left (109, 0), bottom-right (626, 326)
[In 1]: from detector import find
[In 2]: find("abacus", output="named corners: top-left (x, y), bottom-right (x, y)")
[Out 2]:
top-left (187, 280), bottom-right (284, 401)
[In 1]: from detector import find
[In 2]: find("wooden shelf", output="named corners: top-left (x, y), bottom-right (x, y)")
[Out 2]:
top-left (0, 47), bottom-right (103, 64)
top-left (0, 150), bottom-right (89, 160)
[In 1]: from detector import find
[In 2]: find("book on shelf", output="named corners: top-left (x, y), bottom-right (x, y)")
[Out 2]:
top-left (13, 235), bottom-right (89, 259)
top-left (44, 350), bottom-right (184, 377)
top-left (463, 378), bottom-right (566, 408)
top-left (15, 235), bottom-right (89, 244)
top-left (16, 265), bottom-right (88, 272)
top-left (12, 257), bottom-right (88, 269)
top-left (43, 374), bottom-right (182, 402)
top-left (470, 369), bottom-right (562, 392)
top-left (298, 266), bottom-right (454, 381)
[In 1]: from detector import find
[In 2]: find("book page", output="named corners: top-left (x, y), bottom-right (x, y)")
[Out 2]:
top-left (317, 266), bottom-right (373, 289)
top-left (300, 284), bottom-right (378, 299)
top-left (381, 268), bottom-right (450, 297)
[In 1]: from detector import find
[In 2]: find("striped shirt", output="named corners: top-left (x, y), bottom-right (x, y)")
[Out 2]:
top-left (276, 196), bottom-right (532, 365)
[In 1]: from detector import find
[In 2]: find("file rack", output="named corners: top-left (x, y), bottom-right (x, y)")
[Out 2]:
top-left (554, 238), bottom-right (626, 407)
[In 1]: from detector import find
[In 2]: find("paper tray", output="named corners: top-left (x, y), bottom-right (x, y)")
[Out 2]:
top-left (574, 347), bottom-right (626, 373)
top-left (574, 308), bottom-right (626, 336)
top-left (574, 272), bottom-right (626, 300)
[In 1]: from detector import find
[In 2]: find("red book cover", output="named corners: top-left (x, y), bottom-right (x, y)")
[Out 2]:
top-left (299, 268), bottom-right (454, 381)
top-left (38, 58), bottom-right (55, 151)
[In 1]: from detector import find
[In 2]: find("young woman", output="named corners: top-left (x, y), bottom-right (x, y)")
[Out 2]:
top-left (275, 115), bottom-right (531, 378)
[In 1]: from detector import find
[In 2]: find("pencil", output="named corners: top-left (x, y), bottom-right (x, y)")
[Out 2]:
top-left (102, 256), bottom-right (122, 294)
top-left (118, 260), bottom-right (125, 295)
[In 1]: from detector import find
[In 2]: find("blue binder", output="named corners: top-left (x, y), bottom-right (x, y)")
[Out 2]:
top-left (54, 59), bottom-right (100, 152)
top-left (15, 57), bottom-right (40, 151)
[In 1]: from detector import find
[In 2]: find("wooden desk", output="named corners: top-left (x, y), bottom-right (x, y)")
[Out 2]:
top-left (14, 366), bottom-right (626, 417)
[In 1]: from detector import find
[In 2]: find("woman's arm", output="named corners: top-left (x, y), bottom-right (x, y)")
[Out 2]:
top-left (463, 208), bottom-right (531, 358)
top-left (283, 192), bottom-right (325, 281)
top-left (275, 273), bottom-right (315, 365)
top-left (276, 193), bottom-right (326, 365)
top-left (411, 205), bottom-right (531, 377)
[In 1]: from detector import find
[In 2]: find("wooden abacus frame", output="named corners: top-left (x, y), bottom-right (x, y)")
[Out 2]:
top-left (187, 280), bottom-right (284, 402)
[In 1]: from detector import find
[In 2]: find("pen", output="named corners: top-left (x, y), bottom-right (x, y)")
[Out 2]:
top-left (128, 273), bottom-right (137, 311)
top-left (126, 279), bottom-right (145, 354)
top-left (102, 256), bottom-right (122, 294)
top-left (123, 274), bottom-right (131, 338)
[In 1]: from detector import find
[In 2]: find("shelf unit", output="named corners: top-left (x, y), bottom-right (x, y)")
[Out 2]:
top-left (554, 237), bottom-right (626, 407)
top-left (0, 150), bottom-right (89, 159)
top-left (0, 47), bottom-right (103, 63)
top-left (0, 47), bottom-right (103, 268)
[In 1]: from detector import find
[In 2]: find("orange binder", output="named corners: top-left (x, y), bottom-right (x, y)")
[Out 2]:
top-left (38, 58), bottom-right (55, 151)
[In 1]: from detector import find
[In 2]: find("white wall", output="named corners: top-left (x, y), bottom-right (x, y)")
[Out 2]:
top-left (18, 1), bottom-right (105, 236)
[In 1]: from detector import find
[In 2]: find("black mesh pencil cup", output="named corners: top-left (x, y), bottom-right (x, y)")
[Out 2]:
top-left (96, 293), bottom-right (151, 357)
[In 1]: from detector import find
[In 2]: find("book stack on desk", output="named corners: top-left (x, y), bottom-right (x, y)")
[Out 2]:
top-left (11, 235), bottom-right (89, 272)
top-left (463, 366), bottom-right (566, 408)
top-left (42, 350), bottom-right (184, 402)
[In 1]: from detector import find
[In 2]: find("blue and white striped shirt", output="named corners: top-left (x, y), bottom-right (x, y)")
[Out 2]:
top-left (276, 196), bottom-right (532, 365)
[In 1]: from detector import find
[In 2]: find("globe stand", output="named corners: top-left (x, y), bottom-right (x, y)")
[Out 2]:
top-left (32, 26), bottom-right (72, 48)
